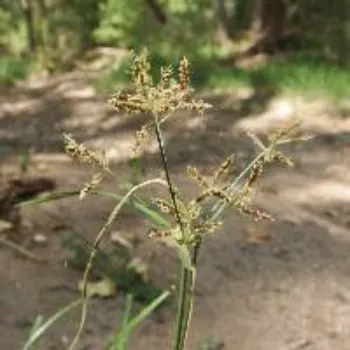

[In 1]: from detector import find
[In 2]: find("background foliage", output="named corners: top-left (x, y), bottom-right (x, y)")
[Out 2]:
top-left (0, 0), bottom-right (349, 84)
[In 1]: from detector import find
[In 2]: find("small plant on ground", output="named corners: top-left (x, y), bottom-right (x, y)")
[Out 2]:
top-left (65, 49), bottom-right (302, 349)
top-left (25, 49), bottom-right (302, 349)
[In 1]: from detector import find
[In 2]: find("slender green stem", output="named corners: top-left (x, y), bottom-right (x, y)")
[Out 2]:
top-left (172, 238), bottom-right (202, 350)
top-left (154, 116), bottom-right (186, 238)
top-left (173, 265), bottom-right (195, 350)
top-left (153, 115), bottom-right (197, 350)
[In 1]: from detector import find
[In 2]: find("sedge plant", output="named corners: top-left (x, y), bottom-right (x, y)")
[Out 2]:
top-left (62, 49), bottom-right (303, 350)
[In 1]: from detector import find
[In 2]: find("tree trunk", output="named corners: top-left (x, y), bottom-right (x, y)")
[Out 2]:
top-left (260, 0), bottom-right (286, 44)
top-left (245, 0), bottom-right (287, 55)
top-left (20, 0), bottom-right (36, 52)
top-left (144, 0), bottom-right (168, 25)
top-left (251, 0), bottom-right (263, 34)
top-left (215, 0), bottom-right (235, 39)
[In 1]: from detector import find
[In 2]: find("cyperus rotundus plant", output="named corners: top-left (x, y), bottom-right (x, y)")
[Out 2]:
top-left (64, 49), bottom-right (302, 350)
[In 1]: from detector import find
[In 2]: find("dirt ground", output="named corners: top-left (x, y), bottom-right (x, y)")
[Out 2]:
top-left (1, 65), bottom-right (350, 350)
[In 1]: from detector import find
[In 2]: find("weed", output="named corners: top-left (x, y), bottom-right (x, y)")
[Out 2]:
top-left (22, 49), bottom-right (302, 349)
top-left (64, 49), bottom-right (302, 350)
top-left (0, 56), bottom-right (30, 86)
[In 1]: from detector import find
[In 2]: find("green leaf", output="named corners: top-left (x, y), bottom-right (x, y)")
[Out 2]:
top-left (23, 299), bottom-right (83, 350)
top-left (113, 294), bottom-right (134, 350)
top-left (106, 291), bottom-right (169, 350)
top-left (17, 190), bottom-right (80, 207)
top-left (127, 289), bottom-right (170, 331)
top-left (130, 197), bottom-right (170, 228)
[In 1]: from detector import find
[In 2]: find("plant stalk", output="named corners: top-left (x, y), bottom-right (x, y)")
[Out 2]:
top-left (173, 239), bottom-right (201, 350)
top-left (154, 116), bottom-right (186, 238)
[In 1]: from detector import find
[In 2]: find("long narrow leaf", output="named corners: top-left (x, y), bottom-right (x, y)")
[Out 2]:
top-left (127, 290), bottom-right (170, 331)
top-left (17, 186), bottom-right (170, 230)
top-left (17, 190), bottom-right (81, 207)
top-left (130, 197), bottom-right (170, 228)
top-left (23, 299), bottom-right (83, 350)
top-left (114, 294), bottom-right (134, 350)
top-left (26, 315), bottom-right (44, 350)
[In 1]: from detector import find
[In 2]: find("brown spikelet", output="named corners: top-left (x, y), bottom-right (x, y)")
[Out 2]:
top-left (154, 198), bottom-right (176, 216)
top-left (179, 56), bottom-right (190, 90)
top-left (147, 228), bottom-right (171, 239)
top-left (80, 172), bottom-right (103, 200)
top-left (133, 123), bottom-right (151, 156)
top-left (246, 161), bottom-right (263, 188)
top-left (209, 188), bottom-right (233, 204)
top-left (239, 205), bottom-right (273, 221)
top-left (63, 134), bottom-right (109, 169)
top-left (187, 166), bottom-right (209, 188)
top-left (130, 49), bottom-right (152, 93)
top-left (268, 118), bottom-right (301, 143)
top-left (108, 92), bottom-right (148, 113)
top-left (186, 200), bottom-right (202, 220)
top-left (189, 99), bottom-right (212, 115)
top-left (161, 65), bottom-right (173, 89)
top-left (195, 219), bottom-right (223, 236)
top-left (213, 155), bottom-right (235, 183)
top-left (271, 151), bottom-right (294, 167)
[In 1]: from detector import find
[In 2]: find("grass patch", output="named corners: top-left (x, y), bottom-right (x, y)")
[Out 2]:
top-left (208, 56), bottom-right (350, 100)
top-left (97, 53), bottom-right (350, 100)
top-left (0, 56), bottom-right (30, 86)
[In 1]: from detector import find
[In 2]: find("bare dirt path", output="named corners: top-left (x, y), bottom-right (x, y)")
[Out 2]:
top-left (1, 69), bottom-right (350, 350)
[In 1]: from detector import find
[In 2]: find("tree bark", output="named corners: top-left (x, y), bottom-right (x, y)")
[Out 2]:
top-left (245, 0), bottom-right (287, 55)
top-left (251, 0), bottom-right (263, 34)
top-left (260, 0), bottom-right (287, 44)
top-left (20, 0), bottom-right (36, 52)
top-left (215, 0), bottom-right (235, 39)
top-left (144, 0), bottom-right (168, 25)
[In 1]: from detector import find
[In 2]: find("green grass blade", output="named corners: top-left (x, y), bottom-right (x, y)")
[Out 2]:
top-left (113, 294), bottom-right (134, 350)
top-left (17, 187), bottom-right (169, 229)
top-left (105, 190), bottom-right (170, 228)
top-left (23, 299), bottom-right (83, 350)
top-left (127, 290), bottom-right (170, 332)
top-left (26, 315), bottom-right (44, 350)
top-left (17, 190), bottom-right (81, 207)
top-left (130, 197), bottom-right (170, 228)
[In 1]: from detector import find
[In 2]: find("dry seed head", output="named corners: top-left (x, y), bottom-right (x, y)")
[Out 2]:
top-left (188, 99), bottom-right (212, 115)
top-left (236, 202), bottom-right (273, 221)
top-left (196, 219), bottom-right (223, 236)
top-left (80, 172), bottom-right (103, 200)
top-left (271, 151), bottom-right (294, 167)
top-left (108, 92), bottom-right (148, 114)
top-left (246, 161), bottom-right (263, 189)
top-left (148, 228), bottom-right (171, 239)
top-left (187, 166), bottom-right (208, 188)
top-left (179, 56), bottom-right (190, 90)
top-left (132, 123), bottom-right (151, 157)
top-left (63, 134), bottom-right (109, 169)
top-left (160, 65), bottom-right (173, 89)
top-left (186, 200), bottom-right (202, 220)
top-left (213, 154), bottom-right (235, 183)
top-left (130, 49), bottom-right (152, 93)
top-left (209, 188), bottom-right (234, 204)
top-left (268, 118), bottom-right (301, 143)
top-left (153, 198), bottom-right (176, 215)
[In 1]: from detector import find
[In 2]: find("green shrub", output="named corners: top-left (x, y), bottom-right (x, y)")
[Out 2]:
top-left (0, 56), bottom-right (30, 85)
